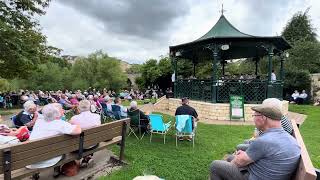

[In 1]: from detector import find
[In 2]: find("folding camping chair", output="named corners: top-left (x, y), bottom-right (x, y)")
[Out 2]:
top-left (149, 114), bottom-right (171, 144)
top-left (175, 115), bottom-right (196, 147)
top-left (127, 109), bottom-right (148, 140)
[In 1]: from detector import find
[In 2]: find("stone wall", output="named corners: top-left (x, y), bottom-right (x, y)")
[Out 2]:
top-left (154, 98), bottom-right (289, 122)
top-left (311, 73), bottom-right (320, 101)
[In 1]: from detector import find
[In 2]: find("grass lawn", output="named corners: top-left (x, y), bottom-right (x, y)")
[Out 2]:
top-left (0, 108), bottom-right (20, 116)
top-left (101, 113), bottom-right (253, 180)
top-left (100, 105), bottom-right (320, 179)
top-left (289, 105), bottom-right (320, 168)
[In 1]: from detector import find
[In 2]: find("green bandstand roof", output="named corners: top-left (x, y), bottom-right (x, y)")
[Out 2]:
top-left (196, 15), bottom-right (252, 40)
top-left (170, 15), bottom-right (291, 61)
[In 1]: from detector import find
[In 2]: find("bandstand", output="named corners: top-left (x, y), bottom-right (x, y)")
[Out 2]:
top-left (169, 14), bottom-right (291, 104)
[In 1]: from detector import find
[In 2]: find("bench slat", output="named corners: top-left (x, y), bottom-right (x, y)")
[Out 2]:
top-left (291, 119), bottom-right (317, 180)
top-left (0, 118), bottom-right (130, 173)
top-left (8, 129), bottom-right (122, 170)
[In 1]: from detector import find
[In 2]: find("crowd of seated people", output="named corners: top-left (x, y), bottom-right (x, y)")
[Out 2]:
top-left (1, 100), bottom-right (102, 177)
top-left (0, 87), bottom-right (161, 110)
top-left (0, 87), bottom-right (160, 178)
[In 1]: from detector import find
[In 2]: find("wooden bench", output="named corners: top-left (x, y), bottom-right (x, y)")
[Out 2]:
top-left (290, 118), bottom-right (317, 180)
top-left (0, 118), bottom-right (130, 180)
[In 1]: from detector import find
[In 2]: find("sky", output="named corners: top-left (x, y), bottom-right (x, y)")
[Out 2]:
top-left (39, 0), bottom-right (320, 64)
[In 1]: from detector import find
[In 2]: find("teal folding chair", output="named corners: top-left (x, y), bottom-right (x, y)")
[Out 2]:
top-left (175, 115), bottom-right (196, 147)
top-left (149, 114), bottom-right (171, 144)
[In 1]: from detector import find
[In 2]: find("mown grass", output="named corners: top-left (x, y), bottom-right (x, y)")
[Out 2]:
top-left (101, 112), bottom-right (253, 180)
top-left (100, 105), bottom-right (320, 179)
top-left (0, 108), bottom-right (20, 116)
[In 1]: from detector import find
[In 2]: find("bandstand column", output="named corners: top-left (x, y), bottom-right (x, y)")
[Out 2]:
top-left (174, 56), bottom-right (178, 98)
top-left (222, 60), bottom-right (225, 76)
top-left (268, 46), bottom-right (274, 82)
top-left (212, 45), bottom-right (218, 103)
top-left (267, 45), bottom-right (274, 98)
top-left (255, 57), bottom-right (258, 76)
top-left (280, 54), bottom-right (284, 80)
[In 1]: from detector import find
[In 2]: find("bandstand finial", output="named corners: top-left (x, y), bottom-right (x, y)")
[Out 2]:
top-left (220, 4), bottom-right (226, 15)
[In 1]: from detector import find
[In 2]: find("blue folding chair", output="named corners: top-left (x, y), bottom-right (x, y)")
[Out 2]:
top-left (10, 115), bottom-right (19, 128)
top-left (149, 114), bottom-right (171, 144)
top-left (175, 115), bottom-right (196, 147)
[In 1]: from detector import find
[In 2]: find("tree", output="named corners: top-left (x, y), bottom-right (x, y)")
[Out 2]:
top-left (0, 0), bottom-right (53, 78)
top-left (70, 51), bottom-right (127, 91)
top-left (286, 41), bottom-right (320, 73)
top-left (282, 9), bottom-right (317, 46)
top-left (136, 57), bottom-right (174, 91)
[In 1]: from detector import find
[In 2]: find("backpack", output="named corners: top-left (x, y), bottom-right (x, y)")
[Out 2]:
top-left (61, 161), bottom-right (80, 177)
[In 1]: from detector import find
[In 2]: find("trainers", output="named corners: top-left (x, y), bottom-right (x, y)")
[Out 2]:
top-left (187, 138), bottom-right (192, 142)
top-left (178, 137), bottom-right (184, 141)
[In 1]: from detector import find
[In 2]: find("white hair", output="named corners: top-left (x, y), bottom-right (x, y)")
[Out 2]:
top-left (42, 104), bottom-right (61, 121)
top-left (79, 100), bottom-right (91, 112)
top-left (262, 98), bottom-right (283, 113)
top-left (133, 176), bottom-right (161, 180)
top-left (104, 96), bottom-right (110, 101)
top-left (88, 95), bottom-right (94, 100)
top-left (130, 101), bottom-right (138, 109)
top-left (23, 100), bottom-right (36, 112)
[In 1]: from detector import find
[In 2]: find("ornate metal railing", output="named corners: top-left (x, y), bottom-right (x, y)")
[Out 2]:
top-left (174, 79), bottom-right (212, 102)
top-left (174, 79), bottom-right (283, 103)
top-left (217, 80), bottom-right (267, 103)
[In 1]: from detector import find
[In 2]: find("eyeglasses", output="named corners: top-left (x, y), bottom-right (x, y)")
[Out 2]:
top-left (252, 114), bottom-right (263, 117)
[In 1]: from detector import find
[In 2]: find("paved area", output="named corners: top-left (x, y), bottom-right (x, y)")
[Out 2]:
top-left (21, 149), bottom-right (122, 180)
top-left (287, 111), bottom-right (307, 125)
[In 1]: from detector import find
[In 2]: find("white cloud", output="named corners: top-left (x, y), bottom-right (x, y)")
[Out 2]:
top-left (39, 0), bottom-right (320, 64)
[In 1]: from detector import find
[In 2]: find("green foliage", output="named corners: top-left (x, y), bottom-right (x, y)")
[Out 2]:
top-left (0, 79), bottom-right (10, 92)
top-left (282, 9), bottom-right (317, 46)
top-left (126, 64), bottom-right (142, 74)
top-left (0, 0), bottom-right (56, 79)
top-left (286, 41), bottom-right (320, 74)
top-left (284, 69), bottom-right (311, 97)
top-left (70, 51), bottom-right (127, 91)
top-left (27, 62), bottom-right (67, 91)
top-left (137, 57), bottom-right (173, 90)
top-left (6, 51), bottom-right (128, 92)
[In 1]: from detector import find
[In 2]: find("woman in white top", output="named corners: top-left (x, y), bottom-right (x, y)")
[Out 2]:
top-left (26, 103), bottom-right (81, 176)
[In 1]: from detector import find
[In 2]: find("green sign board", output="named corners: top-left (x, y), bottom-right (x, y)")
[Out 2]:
top-left (230, 95), bottom-right (245, 121)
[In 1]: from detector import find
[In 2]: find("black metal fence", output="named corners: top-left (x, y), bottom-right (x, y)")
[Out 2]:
top-left (174, 79), bottom-right (283, 103)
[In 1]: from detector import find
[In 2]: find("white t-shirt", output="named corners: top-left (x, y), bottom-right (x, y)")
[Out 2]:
top-left (271, 72), bottom-right (277, 81)
top-left (292, 92), bottom-right (299, 100)
top-left (26, 118), bottom-right (77, 169)
top-left (71, 111), bottom-right (101, 129)
top-left (299, 93), bottom-right (308, 99)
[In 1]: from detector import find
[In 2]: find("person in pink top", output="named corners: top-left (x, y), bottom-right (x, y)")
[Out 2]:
top-left (69, 94), bottom-right (79, 106)
top-left (69, 100), bottom-right (101, 167)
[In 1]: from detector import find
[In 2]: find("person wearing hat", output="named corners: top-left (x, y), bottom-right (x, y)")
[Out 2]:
top-left (236, 98), bottom-right (293, 151)
top-left (209, 98), bottom-right (301, 180)
top-left (175, 97), bottom-right (198, 141)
